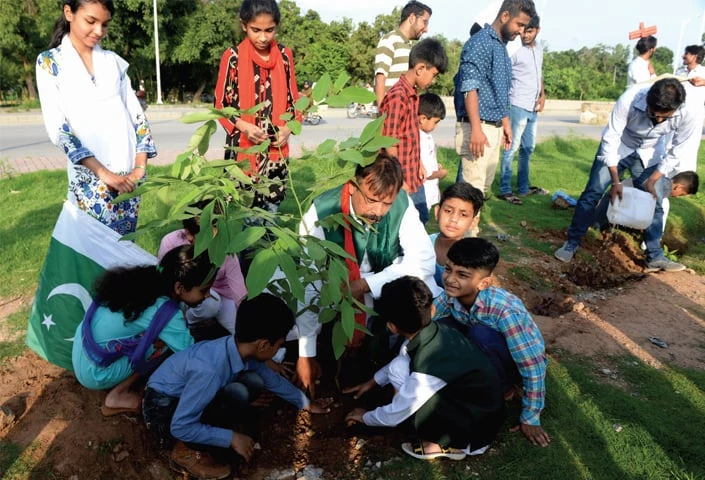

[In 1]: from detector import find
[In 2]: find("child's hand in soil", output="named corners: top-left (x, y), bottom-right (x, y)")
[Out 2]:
top-left (266, 359), bottom-right (295, 380)
top-left (345, 408), bottom-right (366, 425)
top-left (342, 378), bottom-right (376, 399)
top-left (305, 397), bottom-right (334, 414)
top-left (231, 432), bottom-right (255, 461)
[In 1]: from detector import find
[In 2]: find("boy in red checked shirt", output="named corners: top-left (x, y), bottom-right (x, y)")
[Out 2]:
top-left (380, 38), bottom-right (448, 225)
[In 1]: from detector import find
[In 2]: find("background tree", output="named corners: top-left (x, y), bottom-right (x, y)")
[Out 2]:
top-left (0, 0), bottom-right (56, 100)
top-left (651, 46), bottom-right (674, 75)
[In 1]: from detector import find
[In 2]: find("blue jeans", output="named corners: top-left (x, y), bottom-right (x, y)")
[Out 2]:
top-left (436, 317), bottom-right (519, 394)
top-left (143, 371), bottom-right (264, 450)
top-left (566, 150), bottom-right (666, 261)
top-left (409, 185), bottom-right (429, 225)
top-left (500, 105), bottom-right (538, 195)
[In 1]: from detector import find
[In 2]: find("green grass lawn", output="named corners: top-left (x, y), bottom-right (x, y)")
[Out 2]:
top-left (1, 137), bottom-right (704, 479)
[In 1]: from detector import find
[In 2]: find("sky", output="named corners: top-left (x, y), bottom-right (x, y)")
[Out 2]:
top-left (295, 0), bottom-right (705, 68)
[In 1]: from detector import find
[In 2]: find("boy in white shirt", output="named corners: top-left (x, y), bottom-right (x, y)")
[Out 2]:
top-left (418, 93), bottom-right (448, 223)
top-left (344, 276), bottom-right (504, 461)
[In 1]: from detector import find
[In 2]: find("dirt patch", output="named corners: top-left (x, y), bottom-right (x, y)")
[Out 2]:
top-left (2, 229), bottom-right (705, 479)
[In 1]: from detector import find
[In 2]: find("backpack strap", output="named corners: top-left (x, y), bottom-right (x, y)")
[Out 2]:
top-left (129, 299), bottom-right (180, 375)
top-left (81, 299), bottom-right (181, 374)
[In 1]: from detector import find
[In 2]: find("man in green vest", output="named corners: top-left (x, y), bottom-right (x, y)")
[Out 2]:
top-left (296, 152), bottom-right (440, 396)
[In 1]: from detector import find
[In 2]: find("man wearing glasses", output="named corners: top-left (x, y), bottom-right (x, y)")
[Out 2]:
top-left (554, 78), bottom-right (699, 272)
top-left (374, 1), bottom-right (432, 106)
top-left (296, 151), bottom-right (439, 396)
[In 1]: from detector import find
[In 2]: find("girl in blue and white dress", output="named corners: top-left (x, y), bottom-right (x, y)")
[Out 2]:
top-left (36, 0), bottom-right (156, 235)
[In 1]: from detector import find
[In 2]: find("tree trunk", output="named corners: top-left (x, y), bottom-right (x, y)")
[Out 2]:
top-left (191, 81), bottom-right (207, 104)
top-left (24, 61), bottom-right (37, 100)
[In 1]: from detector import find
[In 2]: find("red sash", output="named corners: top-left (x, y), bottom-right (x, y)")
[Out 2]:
top-left (341, 183), bottom-right (367, 347)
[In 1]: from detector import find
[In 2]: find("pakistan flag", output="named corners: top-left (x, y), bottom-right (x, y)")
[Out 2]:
top-left (27, 201), bottom-right (156, 370)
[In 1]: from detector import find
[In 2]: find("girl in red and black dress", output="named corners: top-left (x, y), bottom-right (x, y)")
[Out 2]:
top-left (214, 0), bottom-right (300, 212)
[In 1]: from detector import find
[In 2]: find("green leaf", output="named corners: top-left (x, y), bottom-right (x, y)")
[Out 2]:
top-left (341, 301), bottom-right (355, 341)
top-left (294, 96), bottom-right (311, 111)
top-left (338, 149), bottom-right (364, 165)
top-left (306, 240), bottom-right (326, 261)
top-left (171, 152), bottom-right (192, 178)
top-left (333, 72), bottom-right (351, 92)
top-left (359, 115), bottom-right (385, 145)
top-left (277, 252), bottom-right (305, 302)
top-left (230, 226), bottom-right (267, 253)
top-left (181, 109), bottom-right (226, 123)
top-left (287, 119), bottom-right (302, 136)
top-left (316, 139), bottom-right (337, 155)
top-left (340, 85), bottom-right (376, 104)
top-left (199, 120), bottom-right (218, 155)
top-left (319, 308), bottom-right (339, 324)
top-left (241, 101), bottom-right (269, 116)
top-left (325, 94), bottom-right (353, 108)
top-left (320, 240), bottom-right (355, 261)
top-left (246, 248), bottom-right (279, 297)
top-left (339, 137), bottom-right (360, 149)
top-left (279, 112), bottom-right (294, 121)
top-left (187, 122), bottom-right (216, 154)
top-left (361, 135), bottom-right (399, 152)
top-left (332, 321), bottom-right (347, 359)
top-left (312, 74), bottom-right (331, 102)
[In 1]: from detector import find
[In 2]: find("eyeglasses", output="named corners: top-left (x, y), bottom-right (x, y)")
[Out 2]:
top-left (355, 184), bottom-right (394, 206)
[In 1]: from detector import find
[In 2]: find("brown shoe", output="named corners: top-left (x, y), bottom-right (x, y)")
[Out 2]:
top-left (170, 441), bottom-right (231, 480)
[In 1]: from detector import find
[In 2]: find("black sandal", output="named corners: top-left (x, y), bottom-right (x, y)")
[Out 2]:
top-left (498, 193), bottom-right (523, 205)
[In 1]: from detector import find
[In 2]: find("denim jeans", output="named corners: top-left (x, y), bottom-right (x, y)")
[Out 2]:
top-left (435, 317), bottom-right (519, 394)
top-left (500, 105), bottom-right (538, 195)
top-left (143, 371), bottom-right (264, 450)
top-left (409, 185), bottom-right (429, 225)
top-left (566, 150), bottom-right (666, 261)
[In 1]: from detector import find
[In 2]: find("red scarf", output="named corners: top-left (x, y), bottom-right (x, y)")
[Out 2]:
top-left (341, 182), bottom-right (367, 348)
top-left (236, 38), bottom-right (289, 171)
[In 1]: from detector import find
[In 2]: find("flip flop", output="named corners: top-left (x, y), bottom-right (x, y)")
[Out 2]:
top-left (401, 441), bottom-right (466, 461)
top-left (498, 193), bottom-right (523, 205)
top-left (526, 186), bottom-right (550, 196)
top-left (100, 405), bottom-right (141, 417)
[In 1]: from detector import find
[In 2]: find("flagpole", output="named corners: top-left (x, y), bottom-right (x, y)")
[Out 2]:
top-left (153, 0), bottom-right (163, 104)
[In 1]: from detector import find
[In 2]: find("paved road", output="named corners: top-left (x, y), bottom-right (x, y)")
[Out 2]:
top-left (0, 106), bottom-right (605, 175)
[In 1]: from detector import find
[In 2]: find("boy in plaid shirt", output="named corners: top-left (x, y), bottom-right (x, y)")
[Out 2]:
top-left (380, 38), bottom-right (448, 224)
top-left (432, 237), bottom-right (551, 447)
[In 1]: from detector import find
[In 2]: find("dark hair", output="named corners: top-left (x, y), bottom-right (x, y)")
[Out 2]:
top-left (354, 151), bottom-right (404, 198)
top-left (376, 276), bottom-right (432, 335)
top-left (636, 36), bottom-right (658, 55)
top-left (439, 182), bottom-right (484, 216)
top-left (470, 22), bottom-right (483, 36)
top-left (235, 293), bottom-right (294, 343)
top-left (672, 171), bottom-right (700, 195)
top-left (182, 199), bottom-right (222, 237)
top-left (498, 0), bottom-right (536, 20)
top-left (684, 44), bottom-right (705, 64)
top-left (400, 1), bottom-right (432, 23)
top-left (240, 0), bottom-right (280, 25)
top-left (526, 14), bottom-right (540, 30)
top-left (419, 92), bottom-right (446, 119)
top-left (408, 38), bottom-right (449, 74)
top-left (94, 244), bottom-right (214, 321)
top-left (447, 238), bottom-right (499, 272)
top-left (646, 78), bottom-right (686, 113)
top-left (50, 0), bottom-right (115, 49)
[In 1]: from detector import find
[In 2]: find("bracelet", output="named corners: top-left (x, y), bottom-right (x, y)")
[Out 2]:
top-left (134, 165), bottom-right (146, 170)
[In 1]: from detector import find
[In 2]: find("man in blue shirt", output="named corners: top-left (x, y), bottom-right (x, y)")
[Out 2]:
top-left (143, 294), bottom-right (332, 479)
top-left (498, 14), bottom-right (545, 205)
top-left (454, 0), bottom-right (536, 220)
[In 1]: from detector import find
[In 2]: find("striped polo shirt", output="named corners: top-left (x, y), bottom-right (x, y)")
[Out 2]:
top-left (374, 28), bottom-right (412, 92)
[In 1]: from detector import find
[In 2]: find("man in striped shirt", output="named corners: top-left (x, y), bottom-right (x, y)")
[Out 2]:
top-left (374, 1), bottom-right (432, 106)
